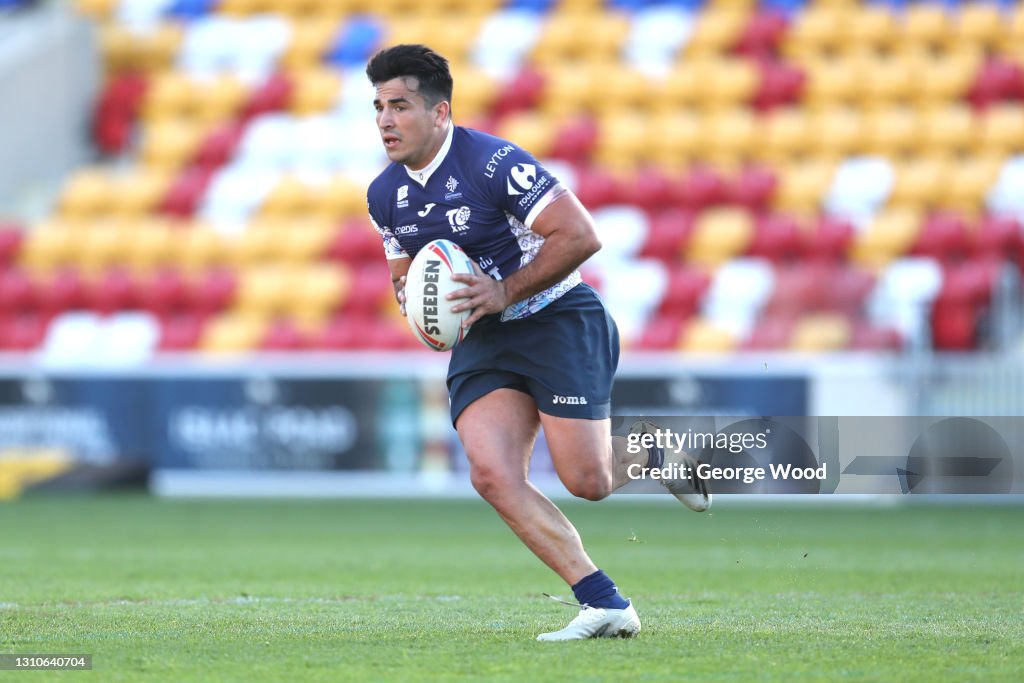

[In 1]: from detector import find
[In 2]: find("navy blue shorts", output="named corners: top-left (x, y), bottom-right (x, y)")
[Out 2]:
top-left (447, 283), bottom-right (620, 427)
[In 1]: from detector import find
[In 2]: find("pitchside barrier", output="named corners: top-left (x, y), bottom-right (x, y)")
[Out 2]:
top-left (0, 353), bottom-right (1021, 499)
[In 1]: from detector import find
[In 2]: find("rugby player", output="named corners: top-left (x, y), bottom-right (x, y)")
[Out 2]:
top-left (365, 44), bottom-right (710, 641)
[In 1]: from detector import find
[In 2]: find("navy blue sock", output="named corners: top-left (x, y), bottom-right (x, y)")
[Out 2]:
top-left (572, 569), bottom-right (629, 609)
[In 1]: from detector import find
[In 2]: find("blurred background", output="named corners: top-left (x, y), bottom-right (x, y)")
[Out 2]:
top-left (0, 0), bottom-right (1022, 499)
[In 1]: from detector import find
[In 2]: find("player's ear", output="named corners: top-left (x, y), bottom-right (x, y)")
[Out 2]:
top-left (434, 100), bottom-right (450, 127)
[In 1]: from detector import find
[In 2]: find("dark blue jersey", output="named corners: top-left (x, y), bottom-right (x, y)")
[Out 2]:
top-left (366, 125), bottom-right (580, 320)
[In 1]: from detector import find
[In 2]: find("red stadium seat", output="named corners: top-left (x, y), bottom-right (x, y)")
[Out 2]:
top-left (727, 165), bottom-right (778, 210)
top-left (912, 212), bottom-right (972, 263)
top-left (0, 225), bottom-right (23, 265)
top-left (0, 268), bottom-right (35, 313)
top-left (747, 213), bottom-right (803, 262)
top-left (639, 209), bottom-right (697, 261)
top-left (751, 59), bottom-right (805, 111)
top-left (241, 73), bottom-right (293, 122)
top-left (572, 165), bottom-right (623, 209)
top-left (157, 167), bottom-right (214, 218)
top-left (678, 166), bottom-right (726, 211)
top-left (734, 11), bottom-right (788, 58)
top-left (931, 302), bottom-right (977, 351)
top-left (325, 220), bottom-right (383, 265)
top-left (967, 58), bottom-right (1024, 109)
top-left (549, 115), bottom-right (598, 165)
top-left (635, 314), bottom-right (686, 350)
top-left (0, 313), bottom-right (48, 350)
top-left (826, 267), bottom-right (876, 314)
top-left (189, 268), bottom-right (237, 315)
top-left (35, 269), bottom-right (87, 316)
top-left (260, 318), bottom-right (309, 350)
top-left (803, 216), bottom-right (854, 263)
top-left (158, 313), bottom-right (205, 351)
top-left (657, 265), bottom-right (710, 318)
top-left (138, 269), bottom-right (191, 317)
top-left (626, 167), bottom-right (679, 213)
top-left (192, 121), bottom-right (246, 170)
top-left (741, 313), bottom-right (796, 350)
top-left (491, 66), bottom-right (545, 118)
top-left (341, 263), bottom-right (394, 315)
top-left (87, 268), bottom-right (139, 314)
top-left (973, 214), bottom-right (1022, 264)
top-left (849, 320), bottom-right (903, 351)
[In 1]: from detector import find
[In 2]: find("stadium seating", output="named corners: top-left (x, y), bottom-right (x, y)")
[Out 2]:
top-left (5, 0), bottom-right (1018, 356)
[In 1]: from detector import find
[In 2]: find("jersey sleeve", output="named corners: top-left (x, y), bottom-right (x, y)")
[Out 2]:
top-left (482, 145), bottom-right (562, 229)
top-left (367, 198), bottom-right (408, 261)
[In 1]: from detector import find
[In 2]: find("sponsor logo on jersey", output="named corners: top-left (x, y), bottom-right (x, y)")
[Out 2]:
top-left (395, 224), bottom-right (418, 235)
top-left (483, 144), bottom-right (515, 178)
top-left (444, 176), bottom-right (462, 200)
top-left (417, 203), bottom-right (436, 217)
top-left (507, 163), bottom-right (537, 196)
top-left (397, 184), bottom-right (409, 208)
top-left (479, 256), bottom-right (494, 270)
top-left (552, 395), bottom-right (588, 405)
top-left (446, 206), bottom-right (472, 233)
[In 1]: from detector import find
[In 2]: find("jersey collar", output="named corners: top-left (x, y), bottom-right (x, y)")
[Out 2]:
top-left (405, 123), bottom-right (454, 187)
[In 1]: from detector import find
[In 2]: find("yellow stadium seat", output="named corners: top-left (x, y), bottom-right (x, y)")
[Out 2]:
top-left (773, 158), bottom-right (836, 213)
top-left (288, 69), bottom-right (342, 115)
top-left (760, 108), bottom-right (810, 162)
top-left (236, 265), bottom-right (292, 316)
top-left (705, 108), bottom-right (757, 166)
top-left (808, 106), bottom-right (864, 158)
top-left (910, 48), bottom-right (979, 104)
top-left (649, 111), bottom-right (703, 167)
top-left (177, 225), bottom-right (227, 272)
top-left (229, 226), bottom-right (277, 267)
top-left (803, 56), bottom-right (861, 107)
top-left (218, 0), bottom-right (273, 15)
top-left (18, 224), bottom-right (77, 272)
top-left (58, 170), bottom-right (113, 219)
top-left (889, 156), bottom-right (953, 209)
top-left (919, 104), bottom-right (976, 156)
top-left (595, 63), bottom-right (651, 112)
top-left (863, 106), bottom-right (920, 156)
top-left (594, 110), bottom-right (648, 168)
top-left (200, 313), bottom-right (267, 354)
top-left (979, 104), bottom-right (1024, 154)
top-left (74, 0), bottom-right (115, 19)
top-left (956, 2), bottom-right (1004, 49)
top-left (259, 176), bottom-right (315, 218)
top-left (850, 208), bottom-right (922, 268)
top-left (140, 25), bottom-right (184, 74)
top-left (784, 7), bottom-right (850, 59)
top-left (901, 3), bottom-right (951, 49)
top-left (107, 171), bottom-right (173, 218)
top-left (495, 112), bottom-right (556, 159)
top-left (538, 63), bottom-right (596, 117)
top-left (679, 318), bottom-right (736, 353)
top-left (686, 209), bottom-right (754, 267)
top-left (309, 175), bottom-right (365, 220)
top-left (275, 220), bottom-right (335, 264)
top-left (98, 25), bottom-right (136, 74)
top-left (78, 222), bottom-right (133, 274)
top-left (1002, 6), bottom-right (1024, 55)
top-left (141, 120), bottom-right (209, 171)
top-left (281, 18), bottom-right (338, 69)
top-left (582, 12), bottom-right (630, 60)
top-left (141, 72), bottom-right (194, 122)
top-left (449, 65), bottom-right (497, 119)
top-left (845, 5), bottom-right (898, 53)
top-left (659, 63), bottom-right (704, 108)
top-left (941, 155), bottom-right (1004, 214)
top-left (790, 314), bottom-right (852, 352)
top-left (685, 10), bottom-right (748, 58)
top-left (289, 263), bottom-right (351, 320)
top-left (192, 76), bottom-right (247, 124)
top-left (124, 218), bottom-right (177, 272)
top-left (533, 11), bottom-right (593, 63)
top-left (703, 59), bottom-right (758, 109)
top-left (859, 53), bottom-right (914, 105)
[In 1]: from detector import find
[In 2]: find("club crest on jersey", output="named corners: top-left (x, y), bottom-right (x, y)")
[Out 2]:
top-left (446, 206), bottom-right (471, 233)
top-left (507, 164), bottom-right (537, 196)
top-left (397, 184), bottom-right (409, 208)
top-left (445, 176), bottom-right (462, 200)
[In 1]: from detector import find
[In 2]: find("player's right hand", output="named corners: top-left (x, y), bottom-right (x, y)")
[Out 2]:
top-left (395, 275), bottom-right (407, 316)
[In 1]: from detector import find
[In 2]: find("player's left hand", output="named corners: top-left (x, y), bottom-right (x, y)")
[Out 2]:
top-left (448, 262), bottom-right (507, 328)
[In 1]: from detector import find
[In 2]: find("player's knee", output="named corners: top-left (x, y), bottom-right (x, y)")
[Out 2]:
top-left (566, 470), bottom-right (612, 501)
top-left (469, 462), bottom-right (522, 502)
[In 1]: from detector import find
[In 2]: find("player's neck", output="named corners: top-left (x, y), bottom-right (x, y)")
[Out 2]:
top-left (405, 122), bottom-right (454, 186)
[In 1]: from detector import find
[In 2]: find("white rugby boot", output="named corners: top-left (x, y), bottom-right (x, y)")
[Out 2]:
top-left (536, 597), bottom-right (641, 642)
top-left (630, 419), bottom-right (712, 512)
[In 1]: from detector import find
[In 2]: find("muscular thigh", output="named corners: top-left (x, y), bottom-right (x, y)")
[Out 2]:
top-left (456, 388), bottom-right (541, 480)
top-left (538, 414), bottom-right (613, 485)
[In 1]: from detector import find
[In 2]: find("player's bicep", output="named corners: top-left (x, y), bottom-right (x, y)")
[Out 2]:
top-left (528, 188), bottom-right (597, 243)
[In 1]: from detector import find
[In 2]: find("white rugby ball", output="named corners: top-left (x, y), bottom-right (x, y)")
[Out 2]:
top-left (405, 239), bottom-right (477, 351)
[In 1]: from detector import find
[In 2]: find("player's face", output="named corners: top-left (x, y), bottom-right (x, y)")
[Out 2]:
top-left (373, 77), bottom-right (449, 171)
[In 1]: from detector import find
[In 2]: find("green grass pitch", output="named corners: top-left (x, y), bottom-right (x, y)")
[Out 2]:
top-left (1, 495), bottom-right (1022, 681)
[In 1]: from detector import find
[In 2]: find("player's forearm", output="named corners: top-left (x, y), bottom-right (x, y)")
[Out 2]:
top-left (500, 226), bottom-right (600, 306)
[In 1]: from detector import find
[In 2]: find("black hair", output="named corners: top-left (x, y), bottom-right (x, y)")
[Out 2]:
top-left (365, 44), bottom-right (453, 107)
